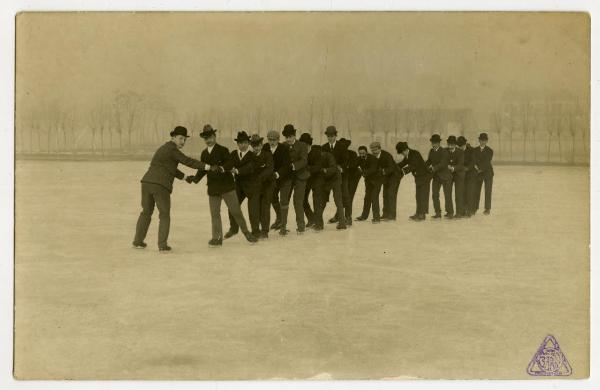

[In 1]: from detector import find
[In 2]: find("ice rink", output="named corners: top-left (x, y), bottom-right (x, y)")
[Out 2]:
top-left (14, 160), bottom-right (589, 379)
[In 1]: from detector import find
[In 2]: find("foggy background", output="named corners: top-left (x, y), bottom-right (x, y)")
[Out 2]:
top-left (15, 12), bottom-right (590, 163)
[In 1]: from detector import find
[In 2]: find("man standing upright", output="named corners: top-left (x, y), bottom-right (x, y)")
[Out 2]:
top-left (446, 135), bottom-right (465, 218)
top-left (379, 145), bottom-right (402, 221)
top-left (367, 142), bottom-right (387, 224)
top-left (356, 145), bottom-right (381, 222)
top-left (322, 126), bottom-right (351, 225)
top-left (224, 131), bottom-right (261, 239)
top-left (133, 126), bottom-right (206, 251)
top-left (396, 141), bottom-right (431, 221)
top-left (263, 130), bottom-right (291, 230)
top-left (457, 136), bottom-right (476, 217)
top-left (279, 124), bottom-right (309, 235)
top-left (473, 132), bottom-right (494, 215)
top-left (426, 134), bottom-right (453, 219)
top-left (185, 125), bottom-right (257, 246)
top-left (301, 133), bottom-right (322, 229)
top-left (250, 134), bottom-right (274, 238)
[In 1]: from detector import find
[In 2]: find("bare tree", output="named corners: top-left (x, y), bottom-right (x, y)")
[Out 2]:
top-left (113, 90), bottom-right (143, 151)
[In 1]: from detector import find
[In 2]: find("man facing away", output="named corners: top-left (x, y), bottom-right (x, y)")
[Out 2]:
top-left (133, 126), bottom-right (206, 251)
top-left (224, 131), bottom-right (261, 240)
top-left (250, 134), bottom-right (274, 239)
top-left (185, 125), bottom-right (257, 246)
top-left (396, 141), bottom-right (431, 221)
top-left (263, 130), bottom-right (291, 230)
top-left (426, 134), bottom-right (453, 219)
top-left (278, 124), bottom-right (309, 235)
top-left (446, 135), bottom-right (466, 218)
top-left (355, 145), bottom-right (381, 222)
top-left (457, 135), bottom-right (476, 217)
top-left (473, 132), bottom-right (494, 215)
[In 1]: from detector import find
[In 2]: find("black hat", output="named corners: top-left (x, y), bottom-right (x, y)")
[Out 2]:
top-left (170, 126), bottom-right (190, 138)
top-left (282, 124), bottom-right (296, 137)
top-left (299, 133), bottom-right (313, 145)
top-left (325, 125), bottom-right (337, 136)
top-left (456, 136), bottom-right (467, 146)
top-left (339, 137), bottom-right (351, 148)
top-left (478, 132), bottom-right (489, 141)
top-left (430, 134), bottom-right (442, 143)
top-left (396, 141), bottom-right (409, 153)
top-left (200, 124), bottom-right (217, 139)
top-left (234, 131), bottom-right (250, 143)
top-left (447, 135), bottom-right (457, 145)
top-left (249, 134), bottom-right (264, 145)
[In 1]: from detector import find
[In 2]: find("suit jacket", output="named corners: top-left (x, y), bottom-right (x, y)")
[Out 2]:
top-left (447, 147), bottom-right (465, 177)
top-left (321, 150), bottom-right (341, 182)
top-left (263, 142), bottom-right (291, 182)
top-left (347, 150), bottom-right (362, 180)
top-left (287, 140), bottom-right (310, 181)
top-left (322, 141), bottom-right (349, 175)
top-left (473, 145), bottom-right (494, 176)
top-left (399, 149), bottom-right (431, 185)
top-left (254, 149), bottom-right (274, 186)
top-left (463, 145), bottom-right (477, 178)
top-left (358, 154), bottom-right (380, 184)
top-left (191, 143), bottom-right (236, 196)
top-left (377, 150), bottom-right (400, 182)
top-left (230, 149), bottom-right (260, 195)
top-left (426, 147), bottom-right (452, 181)
top-left (141, 141), bottom-right (204, 193)
top-left (307, 145), bottom-right (325, 182)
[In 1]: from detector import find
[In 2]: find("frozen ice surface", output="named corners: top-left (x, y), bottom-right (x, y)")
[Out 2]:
top-left (14, 160), bottom-right (589, 379)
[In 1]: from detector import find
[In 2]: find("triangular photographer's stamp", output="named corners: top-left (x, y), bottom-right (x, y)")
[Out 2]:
top-left (526, 335), bottom-right (572, 376)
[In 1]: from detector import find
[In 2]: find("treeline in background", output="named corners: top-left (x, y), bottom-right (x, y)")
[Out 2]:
top-left (16, 90), bottom-right (589, 165)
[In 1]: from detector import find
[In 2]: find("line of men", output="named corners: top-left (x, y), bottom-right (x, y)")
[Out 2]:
top-left (132, 124), bottom-right (493, 250)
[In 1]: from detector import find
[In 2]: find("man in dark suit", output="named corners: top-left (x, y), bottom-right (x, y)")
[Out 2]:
top-left (396, 141), bottom-right (431, 221)
top-left (355, 145), bottom-right (381, 222)
top-left (322, 126), bottom-right (351, 225)
top-left (264, 130), bottom-right (291, 230)
top-left (320, 146), bottom-right (347, 230)
top-left (446, 135), bottom-right (466, 218)
top-left (367, 141), bottom-right (388, 224)
top-left (250, 134), bottom-right (274, 239)
top-left (224, 131), bottom-right (261, 239)
top-left (133, 126), bottom-right (206, 251)
top-left (301, 133), bottom-right (322, 229)
top-left (185, 125), bottom-right (257, 246)
top-left (473, 132), bottom-right (494, 215)
top-left (457, 136), bottom-right (476, 217)
top-left (426, 134), bottom-right (453, 219)
top-left (380, 145), bottom-right (402, 221)
top-left (279, 124), bottom-right (309, 235)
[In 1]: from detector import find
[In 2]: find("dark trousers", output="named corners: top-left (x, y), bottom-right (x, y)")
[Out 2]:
top-left (451, 173), bottom-right (466, 216)
top-left (415, 177), bottom-right (431, 215)
top-left (464, 174), bottom-right (477, 214)
top-left (382, 174), bottom-right (401, 219)
top-left (271, 180), bottom-right (283, 223)
top-left (228, 185), bottom-right (260, 234)
top-left (348, 173), bottom-right (361, 219)
top-left (134, 182), bottom-right (171, 248)
top-left (475, 173), bottom-right (494, 211)
top-left (360, 180), bottom-right (371, 218)
top-left (209, 190), bottom-right (248, 240)
top-left (432, 176), bottom-right (453, 215)
top-left (323, 177), bottom-right (346, 226)
top-left (258, 181), bottom-right (274, 233)
top-left (279, 178), bottom-right (306, 230)
top-left (363, 179), bottom-right (383, 220)
top-left (304, 177), bottom-right (325, 226)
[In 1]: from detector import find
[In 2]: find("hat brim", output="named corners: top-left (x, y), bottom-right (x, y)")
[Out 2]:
top-left (170, 132), bottom-right (190, 138)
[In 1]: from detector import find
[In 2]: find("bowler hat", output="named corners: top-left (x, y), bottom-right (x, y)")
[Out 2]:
top-left (325, 125), bottom-right (337, 136)
top-left (339, 138), bottom-right (351, 148)
top-left (369, 141), bottom-right (381, 150)
top-left (478, 132), bottom-right (489, 141)
top-left (249, 134), bottom-right (264, 145)
top-left (282, 124), bottom-right (296, 137)
top-left (299, 133), bottom-right (313, 145)
top-left (456, 136), bottom-right (467, 146)
top-left (170, 126), bottom-right (190, 138)
top-left (234, 131), bottom-right (250, 143)
top-left (200, 124), bottom-right (217, 139)
top-left (396, 141), bottom-right (409, 153)
top-left (447, 135), bottom-right (457, 145)
top-left (430, 134), bottom-right (442, 143)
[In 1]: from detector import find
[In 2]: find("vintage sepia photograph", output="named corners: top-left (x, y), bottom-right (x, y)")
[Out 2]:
top-left (13, 11), bottom-right (590, 380)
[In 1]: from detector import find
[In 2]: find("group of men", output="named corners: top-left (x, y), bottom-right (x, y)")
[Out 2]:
top-left (132, 123), bottom-right (494, 250)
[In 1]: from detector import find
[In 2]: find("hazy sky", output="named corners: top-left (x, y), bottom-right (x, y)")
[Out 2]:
top-left (16, 12), bottom-right (589, 125)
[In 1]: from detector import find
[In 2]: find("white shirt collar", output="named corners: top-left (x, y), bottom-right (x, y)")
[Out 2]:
top-left (239, 149), bottom-right (249, 158)
top-left (270, 144), bottom-right (278, 152)
top-left (375, 153), bottom-right (381, 159)
top-left (207, 145), bottom-right (215, 153)
top-left (330, 140), bottom-right (336, 149)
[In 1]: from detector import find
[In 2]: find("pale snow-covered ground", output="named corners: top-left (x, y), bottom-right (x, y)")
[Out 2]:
top-left (14, 160), bottom-right (589, 379)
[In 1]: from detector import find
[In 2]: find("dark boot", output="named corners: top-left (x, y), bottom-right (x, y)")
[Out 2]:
top-left (208, 238), bottom-right (222, 247)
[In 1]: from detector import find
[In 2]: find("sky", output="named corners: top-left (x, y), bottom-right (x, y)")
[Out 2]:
top-left (15, 12), bottom-right (590, 134)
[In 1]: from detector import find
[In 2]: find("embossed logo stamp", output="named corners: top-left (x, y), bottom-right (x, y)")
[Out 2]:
top-left (527, 335), bottom-right (572, 376)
